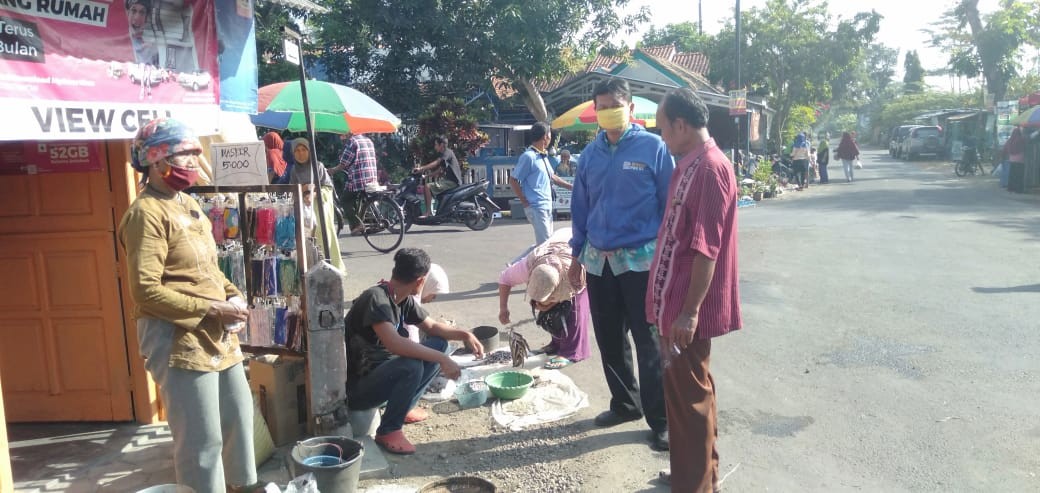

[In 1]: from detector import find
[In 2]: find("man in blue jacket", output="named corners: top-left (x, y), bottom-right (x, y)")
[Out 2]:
top-left (567, 78), bottom-right (675, 451)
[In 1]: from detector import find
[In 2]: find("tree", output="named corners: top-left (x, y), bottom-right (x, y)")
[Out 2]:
top-left (903, 50), bottom-right (926, 94)
top-left (638, 22), bottom-right (710, 52)
top-left (704, 0), bottom-right (880, 144)
top-left (409, 98), bottom-right (490, 168)
top-left (313, 0), bottom-right (649, 121)
top-left (928, 0), bottom-right (1040, 101)
top-left (254, 1), bottom-right (320, 88)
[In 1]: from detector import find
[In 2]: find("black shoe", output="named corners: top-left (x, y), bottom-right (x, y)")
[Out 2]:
top-left (649, 429), bottom-right (669, 451)
top-left (593, 409), bottom-right (642, 427)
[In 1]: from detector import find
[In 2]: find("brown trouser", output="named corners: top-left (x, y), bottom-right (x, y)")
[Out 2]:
top-left (664, 338), bottom-right (718, 493)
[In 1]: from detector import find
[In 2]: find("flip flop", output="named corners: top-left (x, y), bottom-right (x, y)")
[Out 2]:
top-left (404, 407), bottom-right (429, 424)
top-left (544, 356), bottom-right (573, 370)
top-left (530, 344), bottom-right (558, 356)
top-left (374, 430), bottom-right (416, 455)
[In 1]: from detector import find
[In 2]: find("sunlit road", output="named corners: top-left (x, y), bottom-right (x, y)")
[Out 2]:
top-left (337, 147), bottom-right (1039, 492)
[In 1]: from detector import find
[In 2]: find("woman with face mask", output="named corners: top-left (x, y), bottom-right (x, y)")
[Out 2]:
top-left (117, 118), bottom-right (259, 493)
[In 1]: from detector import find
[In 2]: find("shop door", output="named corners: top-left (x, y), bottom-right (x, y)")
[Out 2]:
top-left (0, 158), bottom-right (133, 421)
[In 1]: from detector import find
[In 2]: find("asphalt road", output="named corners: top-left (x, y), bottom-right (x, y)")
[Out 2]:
top-left (341, 147), bottom-right (1039, 492)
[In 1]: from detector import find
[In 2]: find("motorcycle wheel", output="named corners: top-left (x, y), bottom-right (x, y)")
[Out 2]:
top-left (400, 201), bottom-right (420, 232)
top-left (464, 202), bottom-right (494, 231)
top-left (954, 161), bottom-right (967, 177)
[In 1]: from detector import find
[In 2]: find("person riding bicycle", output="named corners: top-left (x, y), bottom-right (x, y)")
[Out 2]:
top-left (332, 132), bottom-right (380, 236)
top-left (412, 135), bottom-right (463, 218)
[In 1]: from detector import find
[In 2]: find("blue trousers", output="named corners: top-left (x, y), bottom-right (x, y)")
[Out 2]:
top-left (346, 336), bottom-right (449, 435)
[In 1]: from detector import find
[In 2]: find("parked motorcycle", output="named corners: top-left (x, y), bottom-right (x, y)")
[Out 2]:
top-left (395, 171), bottom-right (500, 231)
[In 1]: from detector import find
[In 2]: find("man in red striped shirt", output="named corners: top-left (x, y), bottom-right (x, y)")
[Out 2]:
top-left (646, 88), bottom-right (742, 492)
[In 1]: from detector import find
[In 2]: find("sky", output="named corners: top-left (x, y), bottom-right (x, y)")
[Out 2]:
top-left (621, 0), bottom-right (1003, 91)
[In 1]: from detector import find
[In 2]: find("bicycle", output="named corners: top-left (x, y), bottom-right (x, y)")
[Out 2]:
top-left (954, 147), bottom-right (987, 177)
top-left (336, 186), bottom-right (405, 253)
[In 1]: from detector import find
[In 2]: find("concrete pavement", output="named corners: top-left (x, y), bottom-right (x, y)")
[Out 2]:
top-left (9, 146), bottom-right (1038, 491)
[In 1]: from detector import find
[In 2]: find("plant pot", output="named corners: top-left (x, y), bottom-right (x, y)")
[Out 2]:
top-left (764, 191), bottom-right (775, 199)
top-left (752, 191), bottom-right (763, 201)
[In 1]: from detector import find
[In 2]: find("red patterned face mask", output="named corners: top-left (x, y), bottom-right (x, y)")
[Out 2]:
top-left (161, 164), bottom-right (198, 191)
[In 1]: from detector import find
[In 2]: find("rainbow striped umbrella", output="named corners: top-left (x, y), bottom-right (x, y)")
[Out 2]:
top-left (250, 80), bottom-right (401, 134)
top-left (551, 96), bottom-right (658, 130)
top-left (1011, 105), bottom-right (1040, 127)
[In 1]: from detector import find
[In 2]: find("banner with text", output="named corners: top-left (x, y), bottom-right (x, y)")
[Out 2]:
top-left (0, 0), bottom-right (220, 140)
top-left (728, 89), bottom-right (747, 117)
top-left (215, 0), bottom-right (257, 114)
top-left (0, 140), bottom-right (102, 174)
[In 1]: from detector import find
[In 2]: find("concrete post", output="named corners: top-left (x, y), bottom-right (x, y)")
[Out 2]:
top-left (305, 261), bottom-right (349, 435)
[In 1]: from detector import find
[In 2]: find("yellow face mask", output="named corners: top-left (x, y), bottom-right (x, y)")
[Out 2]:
top-left (596, 106), bottom-right (630, 130)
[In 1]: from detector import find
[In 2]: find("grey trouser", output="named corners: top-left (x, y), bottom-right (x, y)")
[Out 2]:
top-left (138, 318), bottom-right (257, 493)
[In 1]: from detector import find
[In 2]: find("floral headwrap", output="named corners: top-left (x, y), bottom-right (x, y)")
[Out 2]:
top-left (130, 117), bottom-right (203, 173)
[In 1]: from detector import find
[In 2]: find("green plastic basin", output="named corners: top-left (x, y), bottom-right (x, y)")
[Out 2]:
top-left (484, 371), bottom-right (534, 400)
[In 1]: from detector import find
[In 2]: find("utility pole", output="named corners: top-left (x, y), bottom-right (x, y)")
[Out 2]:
top-left (699, 0), bottom-right (703, 35)
top-left (735, 0), bottom-right (742, 155)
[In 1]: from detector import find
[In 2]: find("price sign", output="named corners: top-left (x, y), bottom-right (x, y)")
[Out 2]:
top-left (554, 176), bottom-right (574, 213)
top-left (211, 142), bottom-right (268, 186)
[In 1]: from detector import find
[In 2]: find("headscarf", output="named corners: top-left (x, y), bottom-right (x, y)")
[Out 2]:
top-left (130, 117), bottom-right (202, 173)
top-left (291, 137), bottom-right (310, 164)
top-left (793, 132), bottom-right (809, 149)
top-left (1004, 127), bottom-right (1025, 159)
top-left (263, 132), bottom-right (287, 178)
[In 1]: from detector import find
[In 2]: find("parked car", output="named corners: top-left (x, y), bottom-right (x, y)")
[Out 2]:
top-left (900, 126), bottom-right (943, 160)
top-left (127, 64), bottom-right (163, 86)
top-left (889, 125), bottom-right (919, 158)
top-left (177, 71), bottom-right (211, 91)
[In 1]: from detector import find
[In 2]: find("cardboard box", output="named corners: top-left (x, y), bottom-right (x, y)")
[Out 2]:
top-left (248, 355), bottom-right (308, 446)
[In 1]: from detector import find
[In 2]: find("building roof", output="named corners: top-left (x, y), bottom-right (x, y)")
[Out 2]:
top-left (533, 45), bottom-right (711, 95)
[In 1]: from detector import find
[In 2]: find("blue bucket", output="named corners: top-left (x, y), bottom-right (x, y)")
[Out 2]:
top-left (302, 455), bottom-right (344, 467)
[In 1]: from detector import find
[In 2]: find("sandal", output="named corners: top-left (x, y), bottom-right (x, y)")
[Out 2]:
top-left (375, 430), bottom-right (416, 455)
top-left (404, 407), bottom-right (429, 424)
top-left (544, 356), bottom-right (573, 370)
top-left (530, 344), bottom-right (558, 356)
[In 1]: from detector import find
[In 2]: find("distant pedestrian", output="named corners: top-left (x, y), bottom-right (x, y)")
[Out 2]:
top-left (510, 122), bottom-right (573, 246)
top-left (790, 132), bottom-right (810, 189)
top-left (817, 136), bottom-right (830, 184)
top-left (289, 138), bottom-right (344, 271)
top-left (648, 87), bottom-right (742, 493)
top-left (835, 132), bottom-right (860, 182)
top-left (568, 78), bottom-right (674, 452)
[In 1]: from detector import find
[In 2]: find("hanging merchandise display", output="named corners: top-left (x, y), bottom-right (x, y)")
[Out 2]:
top-left (191, 185), bottom-right (309, 353)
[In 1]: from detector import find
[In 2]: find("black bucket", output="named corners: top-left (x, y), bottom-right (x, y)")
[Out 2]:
top-left (472, 326), bottom-right (500, 352)
top-left (288, 436), bottom-right (364, 493)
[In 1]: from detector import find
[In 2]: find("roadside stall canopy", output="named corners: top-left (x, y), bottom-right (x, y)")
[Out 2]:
top-left (0, 0), bottom-right (260, 142)
top-left (1018, 91), bottom-right (1040, 108)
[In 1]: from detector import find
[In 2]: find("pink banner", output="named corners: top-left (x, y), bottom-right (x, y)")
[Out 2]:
top-left (0, 140), bottom-right (103, 174)
top-left (0, 0), bottom-right (221, 140)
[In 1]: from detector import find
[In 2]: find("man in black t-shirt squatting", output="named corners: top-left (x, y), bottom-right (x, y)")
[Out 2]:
top-left (345, 248), bottom-right (484, 455)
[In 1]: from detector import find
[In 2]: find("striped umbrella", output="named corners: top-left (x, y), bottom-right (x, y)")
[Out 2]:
top-left (250, 80), bottom-right (401, 134)
top-left (551, 96), bottom-right (658, 131)
top-left (1011, 105), bottom-right (1040, 127)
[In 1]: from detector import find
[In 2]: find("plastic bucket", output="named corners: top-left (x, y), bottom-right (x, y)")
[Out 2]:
top-left (288, 436), bottom-right (364, 493)
top-left (136, 486), bottom-right (195, 493)
top-left (472, 326), bottom-right (500, 352)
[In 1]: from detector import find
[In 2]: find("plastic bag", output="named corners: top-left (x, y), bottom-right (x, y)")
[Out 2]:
top-left (854, 159), bottom-right (863, 169)
top-left (284, 473), bottom-right (319, 493)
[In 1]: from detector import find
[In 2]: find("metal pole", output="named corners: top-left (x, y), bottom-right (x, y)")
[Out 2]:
top-left (699, 0), bottom-right (703, 35)
top-left (285, 27), bottom-right (331, 260)
top-left (735, 0), bottom-right (742, 154)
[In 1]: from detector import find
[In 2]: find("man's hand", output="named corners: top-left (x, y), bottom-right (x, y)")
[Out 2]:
top-left (439, 357), bottom-right (462, 380)
top-left (567, 261), bottom-right (584, 292)
top-left (463, 332), bottom-right (485, 359)
top-left (669, 311), bottom-right (698, 349)
top-left (498, 309), bottom-right (511, 325)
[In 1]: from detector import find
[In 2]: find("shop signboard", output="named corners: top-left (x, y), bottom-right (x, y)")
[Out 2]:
top-left (0, 0), bottom-right (225, 141)
top-left (215, 0), bottom-right (258, 113)
top-left (0, 140), bottom-right (103, 174)
top-left (996, 100), bottom-right (1017, 147)
top-left (553, 176), bottom-right (574, 214)
top-left (728, 89), bottom-right (747, 117)
top-left (210, 141), bottom-right (267, 186)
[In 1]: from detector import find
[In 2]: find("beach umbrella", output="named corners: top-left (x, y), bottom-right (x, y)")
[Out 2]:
top-left (1011, 105), bottom-right (1040, 127)
top-left (551, 96), bottom-right (658, 131)
top-left (251, 80), bottom-right (401, 134)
